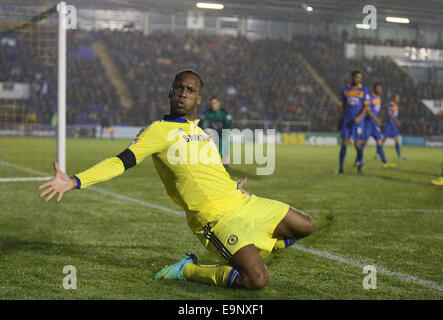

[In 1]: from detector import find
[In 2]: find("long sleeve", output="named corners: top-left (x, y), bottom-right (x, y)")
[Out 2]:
top-left (74, 121), bottom-right (166, 189)
top-left (74, 157), bottom-right (125, 189)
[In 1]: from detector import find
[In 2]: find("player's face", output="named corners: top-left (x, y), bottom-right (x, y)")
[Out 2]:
top-left (374, 85), bottom-right (382, 95)
top-left (394, 94), bottom-right (400, 103)
top-left (169, 74), bottom-right (202, 118)
top-left (211, 99), bottom-right (220, 111)
top-left (352, 73), bottom-right (362, 85)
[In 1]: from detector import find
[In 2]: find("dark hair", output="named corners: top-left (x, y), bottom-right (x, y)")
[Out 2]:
top-left (373, 83), bottom-right (382, 90)
top-left (174, 69), bottom-right (204, 91)
top-left (210, 95), bottom-right (218, 101)
top-left (351, 70), bottom-right (361, 77)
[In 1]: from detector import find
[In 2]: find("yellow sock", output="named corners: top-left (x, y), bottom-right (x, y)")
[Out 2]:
top-left (274, 239), bottom-right (295, 249)
top-left (183, 263), bottom-right (239, 288)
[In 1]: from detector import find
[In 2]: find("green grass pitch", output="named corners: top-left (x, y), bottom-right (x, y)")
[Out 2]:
top-left (0, 137), bottom-right (442, 299)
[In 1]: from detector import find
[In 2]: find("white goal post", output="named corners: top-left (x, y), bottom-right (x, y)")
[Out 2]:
top-left (0, 2), bottom-right (67, 182)
top-left (57, 1), bottom-right (67, 173)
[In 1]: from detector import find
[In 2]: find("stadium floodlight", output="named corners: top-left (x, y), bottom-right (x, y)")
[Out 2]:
top-left (302, 4), bottom-right (313, 12)
top-left (196, 2), bottom-right (224, 10)
top-left (355, 24), bottom-right (371, 29)
top-left (385, 17), bottom-right (410, 24)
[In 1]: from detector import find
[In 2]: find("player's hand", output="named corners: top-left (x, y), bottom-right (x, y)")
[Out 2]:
top-left (236, 177), bottom-right (251, 196)
top-left (37, 161), bottom-right (77, 202)
top-left (354, 116), bottom-right (362, 124)
top-left (396, 120), bottom-right (401, 127)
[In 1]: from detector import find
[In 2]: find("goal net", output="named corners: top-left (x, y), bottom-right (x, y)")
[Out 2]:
top-left (0, 3), bottom-right (66, 182)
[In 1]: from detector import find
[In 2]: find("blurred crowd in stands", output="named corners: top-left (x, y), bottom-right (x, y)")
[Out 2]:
top-left (1, 29), bottom-right (442, 135)
top-left (0, 35), bottom-right (56, 124)
top-left (346, 35), bottom-right (443, 49)
top-left (66, 32), bottom-right (123, 126)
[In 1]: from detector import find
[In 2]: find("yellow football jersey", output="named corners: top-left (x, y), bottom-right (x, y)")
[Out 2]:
top-left (74, 116), bottom-right (246, 232)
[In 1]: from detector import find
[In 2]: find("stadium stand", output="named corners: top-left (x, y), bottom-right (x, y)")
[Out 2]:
top-left (1, 29), bottom-right (441, 135)
top-left (0, 32), bottom-right (56, 125)
top-left (66, 30), bottom-right (122, 126)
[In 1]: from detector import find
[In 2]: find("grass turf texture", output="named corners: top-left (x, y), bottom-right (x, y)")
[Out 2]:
top-left (0, 137), bottom-right (442, 299)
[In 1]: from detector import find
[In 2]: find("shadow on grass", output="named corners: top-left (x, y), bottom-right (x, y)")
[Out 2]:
top-left (357, 174), bottom-right (439, 188)
top-left (390, 167), bottom-right (439, 177)
top-left (0, 236), bottom-right (163, 270)
top-left (337, 171), bottom-right (437, 188)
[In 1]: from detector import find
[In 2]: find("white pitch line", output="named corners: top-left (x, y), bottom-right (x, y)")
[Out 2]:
top-left (0, 160), bottom-right (51, 177)
top-left (306, 209), bottom-right (443, 214)
top-left (89, 187), bottom-right (442, 292)
top-left (3, 160), bottom-right (442, 292)
top-left (0, 176), bottom-right (53, 182)
top-left (372, 209), bottom-right (443, 213)
top-left (292, 245), bottom-right (443, 292)
top-left (89, 187), bottom-right (184, 216)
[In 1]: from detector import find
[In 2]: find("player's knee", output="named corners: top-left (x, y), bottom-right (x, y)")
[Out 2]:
top-left (248, 270), bottom-right (270, 290)
top-left (297, 215), bottom-right (315, 237)
top-left (290, 209), bottom-right (315, 237)
top-left (308, 216), bottom-right (315, 234)
top-left (305, 215), bottom-right (316, 235)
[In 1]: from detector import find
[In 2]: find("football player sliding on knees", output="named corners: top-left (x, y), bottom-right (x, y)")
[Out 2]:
top-left (37, 69), bottom-right (315, 291)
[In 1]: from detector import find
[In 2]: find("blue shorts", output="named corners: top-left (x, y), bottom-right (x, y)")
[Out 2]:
top-left (363, 120), bottom-right (382, 141)
top-left (341, 118), bottom-right (365, 140)
top-left (383, 122), bottom-right (399, 138)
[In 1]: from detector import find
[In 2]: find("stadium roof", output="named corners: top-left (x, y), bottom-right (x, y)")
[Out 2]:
top-left (9, 0), bottom-right (443, 28)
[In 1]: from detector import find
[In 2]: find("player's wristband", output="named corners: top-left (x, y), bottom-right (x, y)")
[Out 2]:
top-left (71, 175), bottom-right (81, 189)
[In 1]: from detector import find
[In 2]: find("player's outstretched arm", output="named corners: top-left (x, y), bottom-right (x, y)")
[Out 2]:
top-left (37, 161), bottom-right (77, 202)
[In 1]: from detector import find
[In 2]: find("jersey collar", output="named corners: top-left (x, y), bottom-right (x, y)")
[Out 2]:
top-left (163, 115), bottom-right (201, 125)
top-left (163, 115), bottom-right (187, 123)
top-left (348, 83), bottom-right (362, 89)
